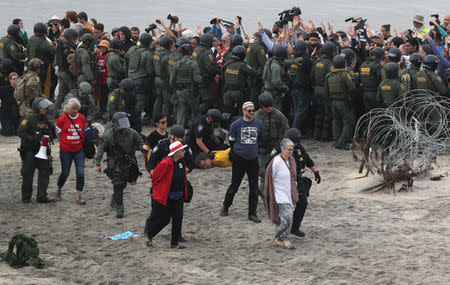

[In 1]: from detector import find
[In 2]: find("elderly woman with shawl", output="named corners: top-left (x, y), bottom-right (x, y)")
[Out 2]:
top-left (264, 138), bottom-right (299, 249)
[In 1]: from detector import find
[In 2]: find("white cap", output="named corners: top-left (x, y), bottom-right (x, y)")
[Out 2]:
top-left (50, 15), bottom-right (60, 21)
top-left (182, 30), bottom-right (193, 39)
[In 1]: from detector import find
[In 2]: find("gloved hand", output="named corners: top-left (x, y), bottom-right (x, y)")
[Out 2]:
top-left (206, 151), bottom-right (215, 160)
top-left (314, 170), bottom-right (321, 184)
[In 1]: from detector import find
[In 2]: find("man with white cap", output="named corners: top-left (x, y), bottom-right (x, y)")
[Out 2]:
top-left (220, 101), bottom-right (263, 223)
top-left (145, 141), bottom-right (189, 249)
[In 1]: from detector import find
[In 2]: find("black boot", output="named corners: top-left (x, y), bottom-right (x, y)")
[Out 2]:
top-left (109, 194), bottom-right (116, 209)
top-left (116, 205), bottom-right (124, 218)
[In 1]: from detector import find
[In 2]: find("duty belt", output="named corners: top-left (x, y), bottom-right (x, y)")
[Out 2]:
top-left (175, 83), bottom-right (193, 89)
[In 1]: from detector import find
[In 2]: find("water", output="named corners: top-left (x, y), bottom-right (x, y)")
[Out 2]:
top-left (0, 0), bottom-right (446, 37)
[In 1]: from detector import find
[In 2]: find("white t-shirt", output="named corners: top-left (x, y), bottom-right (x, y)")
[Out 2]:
top-left (272, 155), bottom-right (293, 205)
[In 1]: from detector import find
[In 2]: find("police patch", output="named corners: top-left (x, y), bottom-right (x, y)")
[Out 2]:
top-left (246, 47), bottom-right (250, 52)
top-left (417, 77), bottom-right (426, 83)
top-left (208, 54), bottom-right (213, 61)
top-left (192, 52), bottom-right (197, 57)
top-left (152, 146), bottom-right (158, 153)
top-left (197, 124), bottom-right (204, 133)
top-left (21, 119), bottom-right (27, 126)
top-left (437, 76), bottom-right (443, 82)
top-left (109, 95), bottom-right (115, 102)
top-left (10, 45), bottom-right (15, 51)
top-left (0, 42), bottom-right (3, 48)
top-left (270, 149), bottom-right (277, 156)
top-left (247, 64), bottom-right (252, 69)
top-left (261, 49), bottom-right (265, 55)
top-left (381, 85), bottom-right (391, 91)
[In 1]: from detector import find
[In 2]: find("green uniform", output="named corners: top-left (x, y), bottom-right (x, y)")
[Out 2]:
top-left (17, 112), bottom-right (55, 202)
top-left (263, 58), bottom-right (289, 110)
top-left (167, 50), bottom-right (183, 121)
top-left (413, 70), bottom-right (447, 96)
top-left (311, 56), bottom-right (333, 140)
top-left (55, 41), bottom-right (77, 115)
top-left (325, 68), bottom-right (357, 148)
top-left (59, 90), bottom-right (97, 121)
top-left (192, 45), bottom-right (220, 112)
top-left (169, 56), bottom-right (202, 127)
top-left (106, 50), bottom-right (126, 89)
top-left (0, 36), bottom-right (26, 74)
top-left (245, 41), bottom-right (267, 107)
top-left (222, 59), bottom-right (256, 115)
top-left (400, 65), bottom-right (420, 92)
top-left (14, 70), bottom-right (42, 117)
top-left (95, 127), bottom-right (143, 216)
top-left (359, 57), bottom-right (382, 112)
top-left (376, 79), bottom-right (406, 107)
top-left (27, 34), bottom-right (56, 86)
top-left (222, 49), bottom-right (233, 67)
top-left (152, 49), bottom-right (171, 121)
top-left (76, 43), bottom-right (96, 84)
top-left (106, 89), bottom-right (123, 120)
top-left (255, 107), bottom-right (288, 196)
top-left (125, 45), bottom-right (154, 112)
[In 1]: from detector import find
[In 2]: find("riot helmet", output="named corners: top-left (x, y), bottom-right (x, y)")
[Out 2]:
top-left (139, 33), bottom-right (153, 47)
top-left (110, 39), bottom-right (122, 50)
top-left (341, 48), bottom-right (356, 67)
top-left (293, 40), bottom-right (307, 57)
top-left (80, 33), bottom-right (94, 48)
top-left (230, 34), bottom-right (243, 48)
top-left (388, 48), bottom-right (402, 63)
top-left (409, 53), bottom-right (423, 68)
top-left (181, 43), bottom-right (192, 55)
top-left (284, 128), bottom-right (302, 144)
top-left (384, 62), bottom-right (399, 79)
top-left (176, 37), bottom-right (190, 47)
top-left (7, 25), bottom-right (20, 37)
top-left (33, 23), bottom-right (47, 35)
top-left (321, 42), bottom-right (337, 58)
top-left (63, 28), bottom-right (78, 42)
top-left (231, 45), bottom-right (246, 61)
top-left (170, 124), bottom-right (186, 138)
top-left (332, 55), bottom-right (346, 68)
top-left (112, 112), bottom-right (130, 130)
top-left (32, 98), bottom-right (53, 112)
top-left (206, 108), bottom-right (221, 121)
top-left (119, 78), bottom-right (134, 93)
top-left (200, 33), bottom-right (214, 48)
top-left (159, 36), bottom-right (173, 50)
top-left (258, 92), bottom-right (274, 107)
top-left (273, 45), bottom-right (288, 60)
top-left (371, 47), bottom-right (385, 60)
top-left (422, 54), bottom-right (439, 71)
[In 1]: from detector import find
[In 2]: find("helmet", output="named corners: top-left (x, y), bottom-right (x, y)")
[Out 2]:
top-left (409, 53), bottom-right (423, 68)
top-left (230, 34), bottom-right (243, 48)
top-left (181, 43), bottom-right (192, 55)
top-left (200, 33), bottom-right (214, 48)
top-left (159, 36), bottom-right (173, 50)
top-left (221, 112), bottom-right (233, 128)
top-left (258, 92), bottom-right (273, 107)
top-left (79, 82), bottom-right (92, 95)
top-left (170, 124), bottom-right (186, 138)
top-left (7, 25), bottom-right (20, 37)
top-left (206, 108), bottom-right (221, 121)
top-left (0, 58), bottom-right (14, 72)
top-left (422, 54), bottom-right (439, 71)
top-left (112, 112), bottom-right (130, 130)
top-left (63, 28), bottom-right (78, 41)
top-left (33, 23), bottom-right (47, 35)
top-left (231, 45), bottom-right (246, 61)
top-left (384, 62), bottom-right (399, 79)
top-left (119, 78), bottom-right (134, 93)
top-left (139, 33), bottom-right (153, 47)
top-left (32, 98), bottom-right (53, 112)
top-left (272, 45), bottom-right (288, 60)
top-left (332, 55), bottom-right (346, 68)
top-left (284, 128), bottom-right (302, 144)
top-left (321, 42), bottom-right (337, 58)
top-left (176, 37), bottom-right (190, 47)
top-left (80, 33), bottom-right (94, 47)
top-left (27, 58), bottom-right (43, 71)
top-left (259, 28), bottom-right (272, 40)
top-left (388, 48), bottom-right (402, 63)
top-left (341, 48), bottom-right (355, 67)
top-left (110, 39), bottom-right (122, 50)
top-left (371, 47), bottom-right (385, 60)
top-left (293, 40), bottom-right (307, 57)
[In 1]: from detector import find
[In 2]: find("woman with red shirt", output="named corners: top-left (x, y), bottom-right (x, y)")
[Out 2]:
top-left (56, 98), bottom-right (86, 205)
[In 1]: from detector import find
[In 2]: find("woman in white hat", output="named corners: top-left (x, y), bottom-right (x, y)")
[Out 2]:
top-left (144, 141), bottom-right (189, 249)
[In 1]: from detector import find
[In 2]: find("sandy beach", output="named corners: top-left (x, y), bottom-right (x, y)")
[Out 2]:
top-left (1, 126), bottom-right (449, 284)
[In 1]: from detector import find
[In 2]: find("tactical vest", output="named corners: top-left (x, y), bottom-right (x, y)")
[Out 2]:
top-left (128, 46), bottom-right (145, 73)
top-left (359, 58), bottom-right (380, 91)
top-left (263, 59), bottom-right (275, 90)
top-left (327, 69), bottom-right (348, 100)
top-left (289, 57), bottom-right (308, 88)
top-left (246, 41), bottom-right (266, 68)
top-left (378, 79), bottom-right (399, 106)
top-left (312, 57), bottom-right (332, 87)
top-left (168, 50), bottom-right (183, 75)
top-left (413, 71), bottom-right (429, 90)
top-left (193, 46), bottom-right (211, 78)
top-left (0, 37), bottom-right (13, 59)
top-left (224, 60), bottom-right (243, 90)
top-left (106, 51), bottom-right (122, 78)
top-left (26, 36), bottom-right (40, 61)
top-left (76, 47), bottom-right (96, 76)
top-left (153, 50), bottom-right (169, 78)
top-left (115, 129), bottom-right (133, 154)
top-left (257, 110), bottom-right (285, 148)
top-left (174, 58), bottom-right (193, 85)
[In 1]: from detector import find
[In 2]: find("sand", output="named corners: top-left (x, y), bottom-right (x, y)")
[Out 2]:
top-left (1, 127), bottom-right (449, 284)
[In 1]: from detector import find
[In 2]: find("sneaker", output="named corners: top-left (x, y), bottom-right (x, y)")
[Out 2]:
top-left (178, 236), bottom-right (188, 243)
top-left (248, 214), bottom-right (261, 223)
top-left (291, 230), bottom-right (305, 238)
top-left (36, 197), bottom-right (54, 203)
top-left (219, 206), bottom-right (229, 217)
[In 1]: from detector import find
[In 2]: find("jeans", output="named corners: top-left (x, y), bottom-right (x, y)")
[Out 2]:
top-left (290, 87), bottom-right (312, 131)
top-left (57, 149), bottom-right (85, 191)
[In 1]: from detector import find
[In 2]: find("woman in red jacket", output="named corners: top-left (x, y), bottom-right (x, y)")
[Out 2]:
top-left (144, 141), bottom-right (188, 249)
top-left (56, 98), bottom-right (86, 205)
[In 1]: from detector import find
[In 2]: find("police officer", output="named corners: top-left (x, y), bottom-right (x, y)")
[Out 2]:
top-left (17, 98), bottom-right (56, 203)
top-left (381, 47), bottom-right (405, 81)
top-left (14, 58), bottom-right (43, 117)
top-left (255, 92), bottom-right (288, 197)
top-left (169, 43), bottom-right (202, 127)
top-left (125, 33), bottom-right (154, 113)
top-left (311, 41), bottom-right (336, 140)
top-left (193, 34), bottom-right (220, 113)
top-left (59, 82), bottom-right (97, 121)
top-left (263, 45), bottom-right (289, 111)
top-left (401, 53), bottom-right (422, 92)
top-left (222, 34), bottom-right (243, 66)
top-left (270, 128), bottom-right (321, 237)
top-left (222, 45), bottom-right (257, 115)
top-left (0, 25), bottom-right (26, 75)
top-left (359, 46), bottom-right (384, 113)
top-left (287, 40), bottom-right (314, 131)
top-left (376, 63), bottom-right (406, 107)
top-left (106, 78), bottom-right (134, 121)
top-left (325, 55), bottom-right (357, 149)
top-left (27, 23), bottom-right (56, 95)
top-left (413, 55), bottom-right (447, 96)
top-left (76, 33), bottom-right (97, 85)
top-left (152, 36), bottom-right (172, 121)
top-left (246, 29), bottom-right (269, 108)
top-left (54, 28), bottom-right (78, 115)
top-left (186, 109), bottom-right (221, 168)
top-left (106, 39), bottom-right (126, 90)
top-left (95, 112), bottom-right (144, 218)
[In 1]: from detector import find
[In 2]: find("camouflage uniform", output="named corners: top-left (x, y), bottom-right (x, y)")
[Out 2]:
top-left (59, 89), bottom-right (97, 121)
top-left (0, 36), bottom-right (26, 74)
top-left (311, 56), bottom-right (333, 140)
top-left (14, 59), bottom-right (43, 117)
top-left (245, 41), bottom-right (267, 107)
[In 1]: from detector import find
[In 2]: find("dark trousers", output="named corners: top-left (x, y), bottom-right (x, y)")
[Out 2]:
top-left (292, 177), bottom-right (312, 231)
top-left (99, 84), bottom-right (109, 112)
top-left (113, 176), bottom-right (127, 206)
top-left (223, 154), bottom-right (259, 216)
top-left (21, 151), bottom-right (51, 201)
top-left (0, 107), bottom-right (19, 135)
top-left (145, 198), bottom-right (184, 246)
top-left (57, 149), bottom-right (85, 191)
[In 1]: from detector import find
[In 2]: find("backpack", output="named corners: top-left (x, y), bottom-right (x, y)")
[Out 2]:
top-left (1, 233), bottom-right (44, 268)
top-left (67, 48), bottom-right (84, 76)
top-left (13, 72), bottom-right (33, 102)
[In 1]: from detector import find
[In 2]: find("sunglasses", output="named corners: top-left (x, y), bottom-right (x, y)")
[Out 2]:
top-left (245, 109), bottom-right (255, 113)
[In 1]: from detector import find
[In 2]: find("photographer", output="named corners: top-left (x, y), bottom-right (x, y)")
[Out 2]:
top-left (411, 14), bottom-right (430, 40)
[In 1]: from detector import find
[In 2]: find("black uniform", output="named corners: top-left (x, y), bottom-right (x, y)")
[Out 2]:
top-left (186, 115), bottom-right (217, 156)
top-left (147, 139), bottom-right (194, 171)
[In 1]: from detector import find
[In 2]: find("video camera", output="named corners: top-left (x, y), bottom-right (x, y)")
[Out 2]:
top-left (167, 14), bottom-right (179, 24)
top-left (276, 6), bottom-right (302, 28)
top-left (145, 23), bottom-right (157, 33)
top-left (345, 17), bottom-right (368, 44)
top-left (430, 14), bottom-right (440, 26)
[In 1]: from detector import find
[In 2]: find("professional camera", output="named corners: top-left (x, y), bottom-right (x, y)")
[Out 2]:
top-left (145, 23), bottom-right (157, 33)
top-left (345, 17), bottom-right (368, 44)
top-left (429, 14), bottom-right (441, 26)
top-left (167, 14), bottom-right (179, 24)
top-left (276, 6), bottom-right (302, 28)
top-left (210, 18), bottom-right (219, 25)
